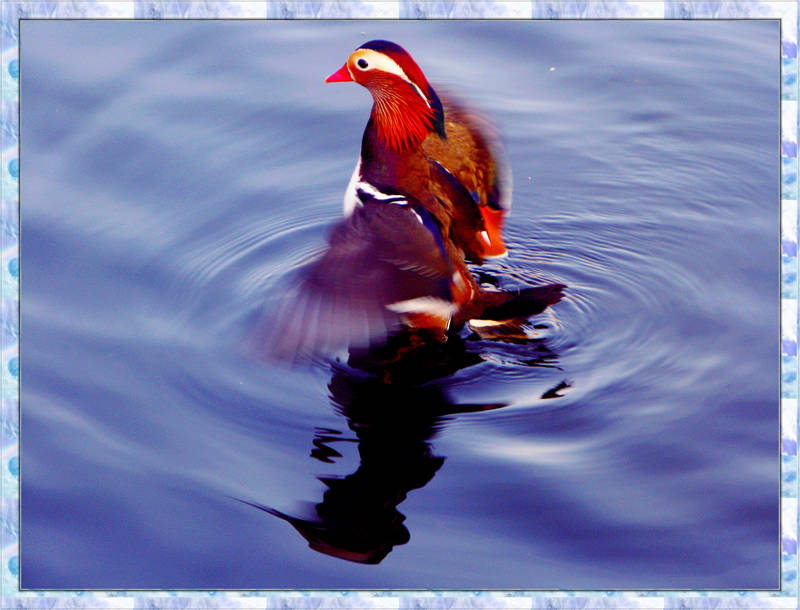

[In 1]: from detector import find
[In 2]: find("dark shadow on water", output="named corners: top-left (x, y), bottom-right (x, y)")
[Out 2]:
top-left (240, 329), bottom-right (567, 564)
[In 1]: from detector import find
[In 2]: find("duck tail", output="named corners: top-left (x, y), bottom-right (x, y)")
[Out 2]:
top-left (460, 283), bottom-right (566, 325)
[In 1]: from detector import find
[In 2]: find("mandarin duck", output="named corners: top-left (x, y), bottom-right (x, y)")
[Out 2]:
top-left (272, 190), bottom-right (564, 357)
top-left (326, 39), bottom-right (510, 264)
top-left (270, 41), bottom-right (564, 358)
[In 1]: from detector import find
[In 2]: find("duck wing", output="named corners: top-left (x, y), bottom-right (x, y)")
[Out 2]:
top-left (423, 93), bottom-right (512, 260)
top-left (427, 158), bottom-right (487, 263)
top-left (270, 198), bottom-right (457, 359)
top-left (424, 93), bottom-right (512, 214)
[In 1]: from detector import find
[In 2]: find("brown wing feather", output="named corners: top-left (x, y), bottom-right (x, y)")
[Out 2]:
top-left (422, 91), bottom-right (511, 213)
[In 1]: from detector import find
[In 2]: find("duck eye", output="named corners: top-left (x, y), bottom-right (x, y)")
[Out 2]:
top-left (357, 58), bottom-right (369, 69)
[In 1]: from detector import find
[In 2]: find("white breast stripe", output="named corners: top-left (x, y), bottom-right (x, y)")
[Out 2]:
top-left (386, 297), bottom-right (457, 318)
top-left (343, 160), bottom-right (415, 212)
top-left (356, 181), bottom-right (392, 200)
top-left (355, 180), bottom-right (408, 204)
top-left (343, 157), bottom-right (362, 216)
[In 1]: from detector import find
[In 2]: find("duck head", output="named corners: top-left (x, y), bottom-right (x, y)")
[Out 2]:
top-left (326, 40), bottom-right (446, 152)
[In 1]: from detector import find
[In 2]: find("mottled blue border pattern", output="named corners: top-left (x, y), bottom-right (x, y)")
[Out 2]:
top-left (1, 1), bottom-right (797, 608)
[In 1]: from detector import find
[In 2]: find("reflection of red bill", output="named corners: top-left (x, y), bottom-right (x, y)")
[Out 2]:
top-left (478, 206), bottom-right (508, 258)
top-left (325, 64), bottom-right (352, 83)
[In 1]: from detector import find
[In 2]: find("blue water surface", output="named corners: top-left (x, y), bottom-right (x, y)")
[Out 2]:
top-left (20, 20), bottom-right (779, 589)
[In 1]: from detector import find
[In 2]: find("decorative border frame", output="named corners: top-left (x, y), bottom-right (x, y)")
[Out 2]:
top-left (0, 2), bottom-right (797, 608)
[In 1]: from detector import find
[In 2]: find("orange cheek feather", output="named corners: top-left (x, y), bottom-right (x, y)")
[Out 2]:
top-left (478, 206), bottom-right (508, 258)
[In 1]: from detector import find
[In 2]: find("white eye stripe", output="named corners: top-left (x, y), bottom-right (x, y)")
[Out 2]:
top-left (355, 49), bottom-right (431, 109)
top-left (356, 50), bottom-right (408, 80)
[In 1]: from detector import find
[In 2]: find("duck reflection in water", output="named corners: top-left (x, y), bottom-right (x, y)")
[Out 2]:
top-left (242, 328), bottom-right (566, 565)
top-left (244, 37), bottom-right (566, 562)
